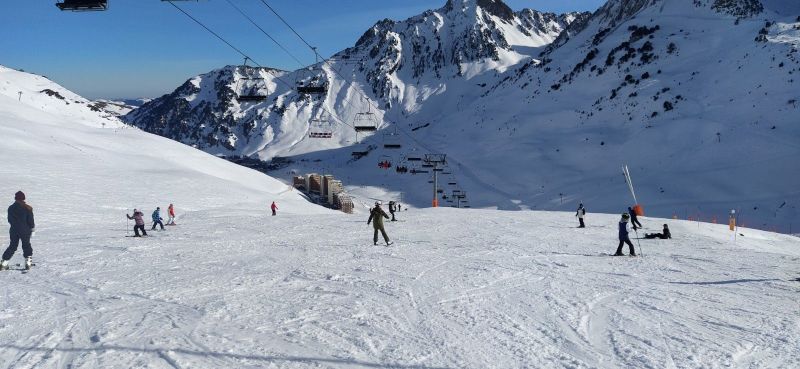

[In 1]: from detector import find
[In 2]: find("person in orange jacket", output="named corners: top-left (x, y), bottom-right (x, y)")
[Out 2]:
top-left (167, 203), bottom-right (176, 225)
top-left (271, 201), bottom-right (278, 216)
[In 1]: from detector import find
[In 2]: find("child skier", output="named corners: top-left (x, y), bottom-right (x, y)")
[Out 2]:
top-left (151, 207), bottom-right (164, 230)
top-left (1, 191), bottom-right (36, 271)
top-left (367, 201), bottom-right (392, 246)
top-left (167, 203), bottom-right (176, 225)
top-left (575, 203), bottom-right (586, 228)
top-left (614, 213), bottom-right (636, 256)
top-left (388, 201), bottom-right (397, 221)
top-left (127, 209), bottom-right (147, 237)
top-left (271, 201), bottom-right (278, 216)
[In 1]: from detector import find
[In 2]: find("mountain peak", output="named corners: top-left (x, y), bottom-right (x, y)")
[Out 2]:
top-left (444, 0), bottom-right (515, 21)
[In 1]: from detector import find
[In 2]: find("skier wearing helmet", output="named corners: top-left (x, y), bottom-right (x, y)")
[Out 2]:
top-left (614, 213), bottom-right (636, 256)
top-left (367, 201), bottom-right (392, 246)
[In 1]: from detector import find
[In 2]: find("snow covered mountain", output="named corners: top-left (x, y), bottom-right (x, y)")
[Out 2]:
top-left (124, 0), bottom-right (589, 156)
top-left (92, 98), bottom-right (151, 117)
top-left (126, 0), bottom-right (800, 232)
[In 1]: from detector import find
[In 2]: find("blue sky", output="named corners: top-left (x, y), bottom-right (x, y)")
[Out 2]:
top-left (0, 1), bottom-right (604, 99)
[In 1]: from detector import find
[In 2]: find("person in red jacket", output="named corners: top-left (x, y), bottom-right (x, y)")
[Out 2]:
top-left (271, 201), bottom-right (278, 216)
top-left (167, 203), bottom-right (176, 225)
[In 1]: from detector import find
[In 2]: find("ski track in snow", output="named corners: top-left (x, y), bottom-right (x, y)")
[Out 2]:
top-left (0, 210), bottom-right (798, 369)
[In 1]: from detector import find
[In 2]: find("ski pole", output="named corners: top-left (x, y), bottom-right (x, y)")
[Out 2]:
top-left (633, 228), bottom-right (643, 257)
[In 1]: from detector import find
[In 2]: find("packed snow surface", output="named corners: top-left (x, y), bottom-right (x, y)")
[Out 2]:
top-left (1, 208), bottom-right (799, 368)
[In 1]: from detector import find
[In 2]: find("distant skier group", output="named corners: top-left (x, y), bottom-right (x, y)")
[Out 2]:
top-left (575, 202), bottom-right (671, 257)
top-left (126, 203), bottom-right (176, 237)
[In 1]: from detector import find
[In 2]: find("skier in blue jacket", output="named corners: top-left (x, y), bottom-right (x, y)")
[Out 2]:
top-left (151, 207), bottom-right (165, 230)
top-left (614, 213), bottom-right (636, 256)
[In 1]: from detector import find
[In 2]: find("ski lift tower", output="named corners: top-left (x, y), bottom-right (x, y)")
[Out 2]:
top-left (424, 154), bottom-right (447, 207)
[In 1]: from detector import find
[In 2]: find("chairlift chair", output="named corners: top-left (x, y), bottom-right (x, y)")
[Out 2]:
top-left (351, 144), bottom-right (369, 159)
top-left (406, 157), bottom-right (422, 161)
top-left (308, 114), bottom-right (333, 139)
top-left (353, 111), bottom-right (378, 132)
top-left (448, 182), bottom-right (458, 186)
top-left (383, 130), bottom-right (402, 149)
top-left (56, 0), bottom-right (107, 11)
top-left (235, 59), bottom-right (269, 102)
top-left (421, 164), bottom-right (434, 168)
top-left (296, 50), bottom-right (328, 95)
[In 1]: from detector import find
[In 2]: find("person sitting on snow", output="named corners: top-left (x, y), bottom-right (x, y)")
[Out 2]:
top-left (645, 224), bottom-right (672, 239)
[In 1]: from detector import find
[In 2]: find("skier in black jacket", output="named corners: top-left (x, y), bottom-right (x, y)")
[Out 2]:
top-left (614, 213), bottom-right (636, 256)
top-left (628, 206), bottom-right (643, 230)
top-left (1, 191), bottom-right (36, 270)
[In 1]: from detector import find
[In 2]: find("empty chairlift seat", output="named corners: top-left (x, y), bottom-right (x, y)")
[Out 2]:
top-left (351, 144), bottom-right (370, 159)
top-left (235, 60), bottom-right (269, 102)
top-left (296, 59), bottom-right (328, 95)
top-left (309, 117), bottom-right (333, 139)
top-left (383, 132), bottom-right (402, 149)
top-left (353, 112), bottom-right (378, 132)
top-left (56, 0), bottom-right (107, 11)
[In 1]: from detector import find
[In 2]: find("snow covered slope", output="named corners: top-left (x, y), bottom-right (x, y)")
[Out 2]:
top-left (0, 205), bottom-right (798, 368)
top-left (0, 65), bottom-right (327, 221)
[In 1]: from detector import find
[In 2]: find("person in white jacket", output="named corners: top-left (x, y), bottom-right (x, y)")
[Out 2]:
top-left (575, 203), bottom-right (586, 228)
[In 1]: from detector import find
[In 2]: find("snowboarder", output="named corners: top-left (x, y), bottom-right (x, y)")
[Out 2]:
top-left (614, 213), bottom-right (636, 256)
top-left (575, 203), bottom-right (586, 228)
top-left (167, 203), bottom-right (176, 225)
top-left (388, 201), bottom-right (397, 221)
top-left (151, 207), bottom-right (164, 230)
top-left (127, 209), bottom-right (147, 237)
top-left (367, 201), bottom-right (392, 246)
top-left (645, 224), bottom-right (672, 239)
top-left (628, 206), bottom-right (643, 230)
top-left (1, 191), bottom-right (36, 271)
top-left (271, 201), bottom-right (278, 216)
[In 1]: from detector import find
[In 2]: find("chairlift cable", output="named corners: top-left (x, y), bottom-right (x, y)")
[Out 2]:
top-left (165, 1), bottom-right (354, 131)
top-left (165, 1), bottom-right (253, 65)
top-left (222, 0), bottom-right (306, 69)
